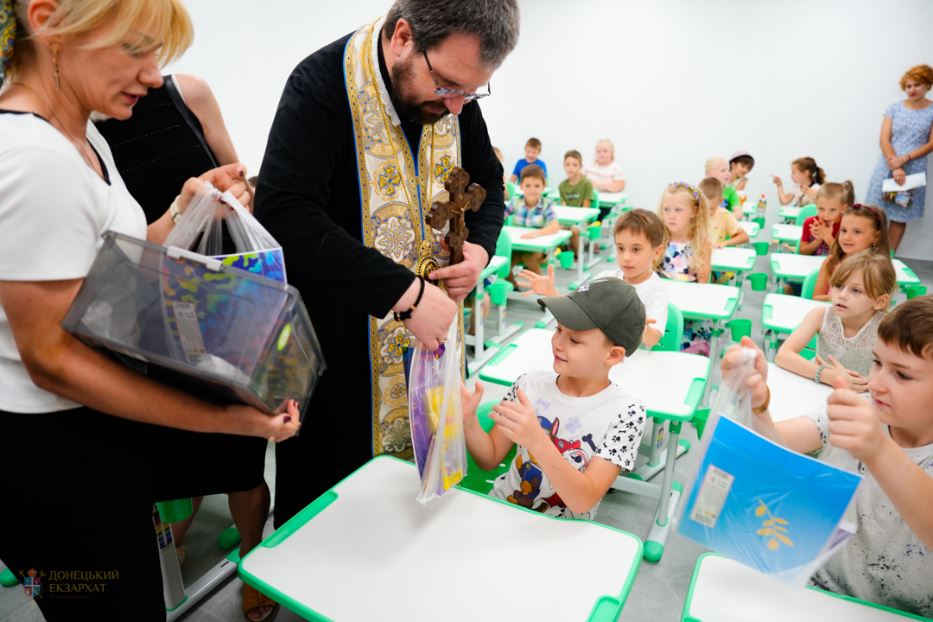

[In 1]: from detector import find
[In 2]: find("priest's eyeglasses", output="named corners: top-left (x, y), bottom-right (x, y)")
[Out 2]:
top-left (421, 49), bottom-right (491, 103)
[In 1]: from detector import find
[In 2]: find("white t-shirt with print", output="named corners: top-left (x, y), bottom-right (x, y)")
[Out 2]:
top-left (804, 409), bottom-right (933, 618)
top-left (595, 269), bottom-right (669, 333)
top-left (584, 161), bottom-right (625, 186)
top-left (489, 370), bottom-right (646, 520)
top-left (0, 112), bottom-right (147, 413)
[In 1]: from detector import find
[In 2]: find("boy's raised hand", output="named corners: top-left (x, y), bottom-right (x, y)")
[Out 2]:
top-left (491, 389), bottom-right (546, 450)
top-left (827, 376), bottom-right (888, 463)
top-left (459, 381), bottom-right (485, 426)
top-left (515, 264), bottom-right (556, 296)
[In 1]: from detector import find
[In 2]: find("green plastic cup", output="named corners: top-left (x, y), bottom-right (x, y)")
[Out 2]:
top-left (487, 280), bottom-right (512, 306)
top-left (156, 498), bottom-right (193, 523)
top-left (727, 319), bottom-right (753, 342)
top-left (753, 241), bottom-right (770, 256)
top-left (748, 272), bottom-right (769, 291)
top-left (753, 216), bottom-right (766, 229)
top-left (905, 284), bottom-right (928, 299)
top-left (558, 250), bottom-right (574, 270)
top-left (587, 222), bottom-right (602, 241)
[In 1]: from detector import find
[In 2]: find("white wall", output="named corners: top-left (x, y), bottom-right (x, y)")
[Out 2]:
top-left (168, 0), bottom-right (933, 260)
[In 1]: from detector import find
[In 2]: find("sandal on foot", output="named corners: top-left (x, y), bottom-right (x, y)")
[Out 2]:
top-left (243, 584), bottom-right (280, 622)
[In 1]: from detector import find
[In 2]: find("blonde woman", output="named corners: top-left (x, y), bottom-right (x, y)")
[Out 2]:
top-left (0, 1), bottom-right (298, 620)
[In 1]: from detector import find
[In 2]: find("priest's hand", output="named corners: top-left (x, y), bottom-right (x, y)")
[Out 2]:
top-left (398, 279), bottom-right (457, 351)
top-left (429, 241), bottom-right (489, 302)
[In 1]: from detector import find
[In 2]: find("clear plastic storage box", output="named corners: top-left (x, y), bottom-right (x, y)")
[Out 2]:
top-left (62, 231), bottom-right (325, 417)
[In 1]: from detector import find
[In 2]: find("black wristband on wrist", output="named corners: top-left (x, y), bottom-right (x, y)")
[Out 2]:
top-left (394, 276), bottom-right (425, 322)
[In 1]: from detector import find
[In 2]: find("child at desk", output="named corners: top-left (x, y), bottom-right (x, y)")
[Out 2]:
top-left (705, 157), bottom-right (742, 216)
top-left (728, 150), bottom-right (755, 192)
top-left (461, 278), bottom-right (648, 519)
top-left (510, 137), bottom-right (547, 183)
top-left (799, 181), bottom-right (853, 256)
top-left (658, 182), bottom-right (714, 355)
top-left (506, 164), bottom-right (558, 285)
top-left (721, 296), bottom-right (933, 618)
top-left (700, 177), bottom-right (748, 285)
top-left (516, 209), bottom-right (669, 348)
top-left (776, 251), bottom-right (896, 391)
top-left (699, 177), bottom-right (749, 249)
top-left (813, 204), bottom-right (891, 301)
top-left (559, 149), bottom-right (594, 258)
top-left (773, 156), bottom-right (825, 207)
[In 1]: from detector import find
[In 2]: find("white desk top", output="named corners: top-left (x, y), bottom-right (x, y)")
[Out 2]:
top-left (766, 363), bottom-right (831, 422)
top-left (762, 293), bottom-right (829, 334)
top-left (738, 220), bottom-right (760, 238)
top-left (711, 247), bottom-right (756, 272)
top-left (554, 205), bottom-right (601, 225)
top-left (479, 328), bottom-right (709, 419)
top-left (663, 280), bottom-right (740, 321)
top-left (503, 225), bottom-right (572, 252)
top-left (598, 192), bottom-right (629, 205)
top-left (779, 205), bottom-right (803, 221)
top-left (772, 223), bottom-right (803, 242)
top-left (770, 253), bottom-right (824, 281)
top-left (240, 457), bottom-right (642, 622)
top-left (683, 554), bottom-right (917, 621)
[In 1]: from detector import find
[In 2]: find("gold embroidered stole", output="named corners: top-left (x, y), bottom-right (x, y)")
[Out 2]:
top-left (344, 18), bottom-right (464, 457)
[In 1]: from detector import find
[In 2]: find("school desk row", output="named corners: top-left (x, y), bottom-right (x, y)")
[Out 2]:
top-left (238, 456), bottom-right (923, 621)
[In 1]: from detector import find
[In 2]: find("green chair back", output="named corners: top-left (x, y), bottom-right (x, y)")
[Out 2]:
top-left (506, 180), bottom-right (517, 200)
top-left (494, 229), bottom-right (513, 279)
top-left (652, 302), bottom-right (684, 352)
top-left (460, 401), bottom-right (515, 494)
top-left (794, 203), bottom-right (818, 226)
top-left (801, 269), bottom-right (820, 300)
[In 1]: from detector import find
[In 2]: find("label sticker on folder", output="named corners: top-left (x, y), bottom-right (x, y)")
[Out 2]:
top-left (171, 301), bottom-right (206, 358)
top-left (691, 465), bottom-right (734, 528)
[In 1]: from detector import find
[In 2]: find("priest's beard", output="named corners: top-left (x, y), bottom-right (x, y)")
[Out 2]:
top-left (389, 56), bottom-right (449, 125)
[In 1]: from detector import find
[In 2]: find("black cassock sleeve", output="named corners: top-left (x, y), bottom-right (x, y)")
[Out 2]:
top-left (255, 52), bottom-right (415, 320)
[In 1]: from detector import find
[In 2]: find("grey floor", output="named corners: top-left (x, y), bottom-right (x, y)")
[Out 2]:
top-left (3, 243), bottom-right (931, 622)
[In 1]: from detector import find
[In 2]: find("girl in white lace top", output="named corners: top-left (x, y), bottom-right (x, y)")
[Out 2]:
top-left (776, 251), bottom-right (897, 389)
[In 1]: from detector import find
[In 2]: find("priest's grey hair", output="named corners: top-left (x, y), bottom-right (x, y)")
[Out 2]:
top-left (384, 0), bottom-right (520, 68)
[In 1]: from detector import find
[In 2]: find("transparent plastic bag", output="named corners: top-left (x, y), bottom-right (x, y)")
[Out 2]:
top-left (677, 347), bottom-right (861, 585)
top-left (164, 183), bottom-right (286, 282)
top-left (407, 321), bottom-right (466, 503)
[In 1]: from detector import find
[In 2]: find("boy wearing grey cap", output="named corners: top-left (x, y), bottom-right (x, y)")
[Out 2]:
top-left (461, 278), bottom-right (648, 519)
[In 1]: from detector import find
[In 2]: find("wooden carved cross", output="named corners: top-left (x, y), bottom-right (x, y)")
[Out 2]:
top-left (427, 167), bottom-right (486, 265)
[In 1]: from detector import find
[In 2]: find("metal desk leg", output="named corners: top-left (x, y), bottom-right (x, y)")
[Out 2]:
top-left (643, 421), bottom-right (684, 562)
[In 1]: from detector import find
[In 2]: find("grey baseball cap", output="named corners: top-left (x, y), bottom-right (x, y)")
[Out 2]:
top-left (538, 277), bottom-right (646, 355)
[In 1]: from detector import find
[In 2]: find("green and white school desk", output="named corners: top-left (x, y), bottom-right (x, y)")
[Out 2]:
top-left (711, 247), bottom-right (757, 293)
top-left (553, 205), bottom-right (601, 288)
top-left (598, 191), bottom-right (629, 208)
top-left (761, 293), bottom-right (829, 357)
top-left (503, 225), bottom-right (571, 255)
top-left (479, 328), bottom-right (710, 562)
top-left (738, 220), bottom-right (760, 239)
top-left (772, 223), bottom-right (803, 246)
top-left (770, 253), bottom-right (823, 288)
top-left (682, 553), bottom-right (928, 622)
top-left (466, 255), bottom-right (509, 375)
top-left (663, 280), bottom-right (740, 364)
top-left (779, 205), bottom-right (803, 222)
top-left (239, 456), bottom-right (643, 622)
top-left (711, 247), bottom-right (756, 275)
top-left (765, 363), bottom-right (833, 423)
